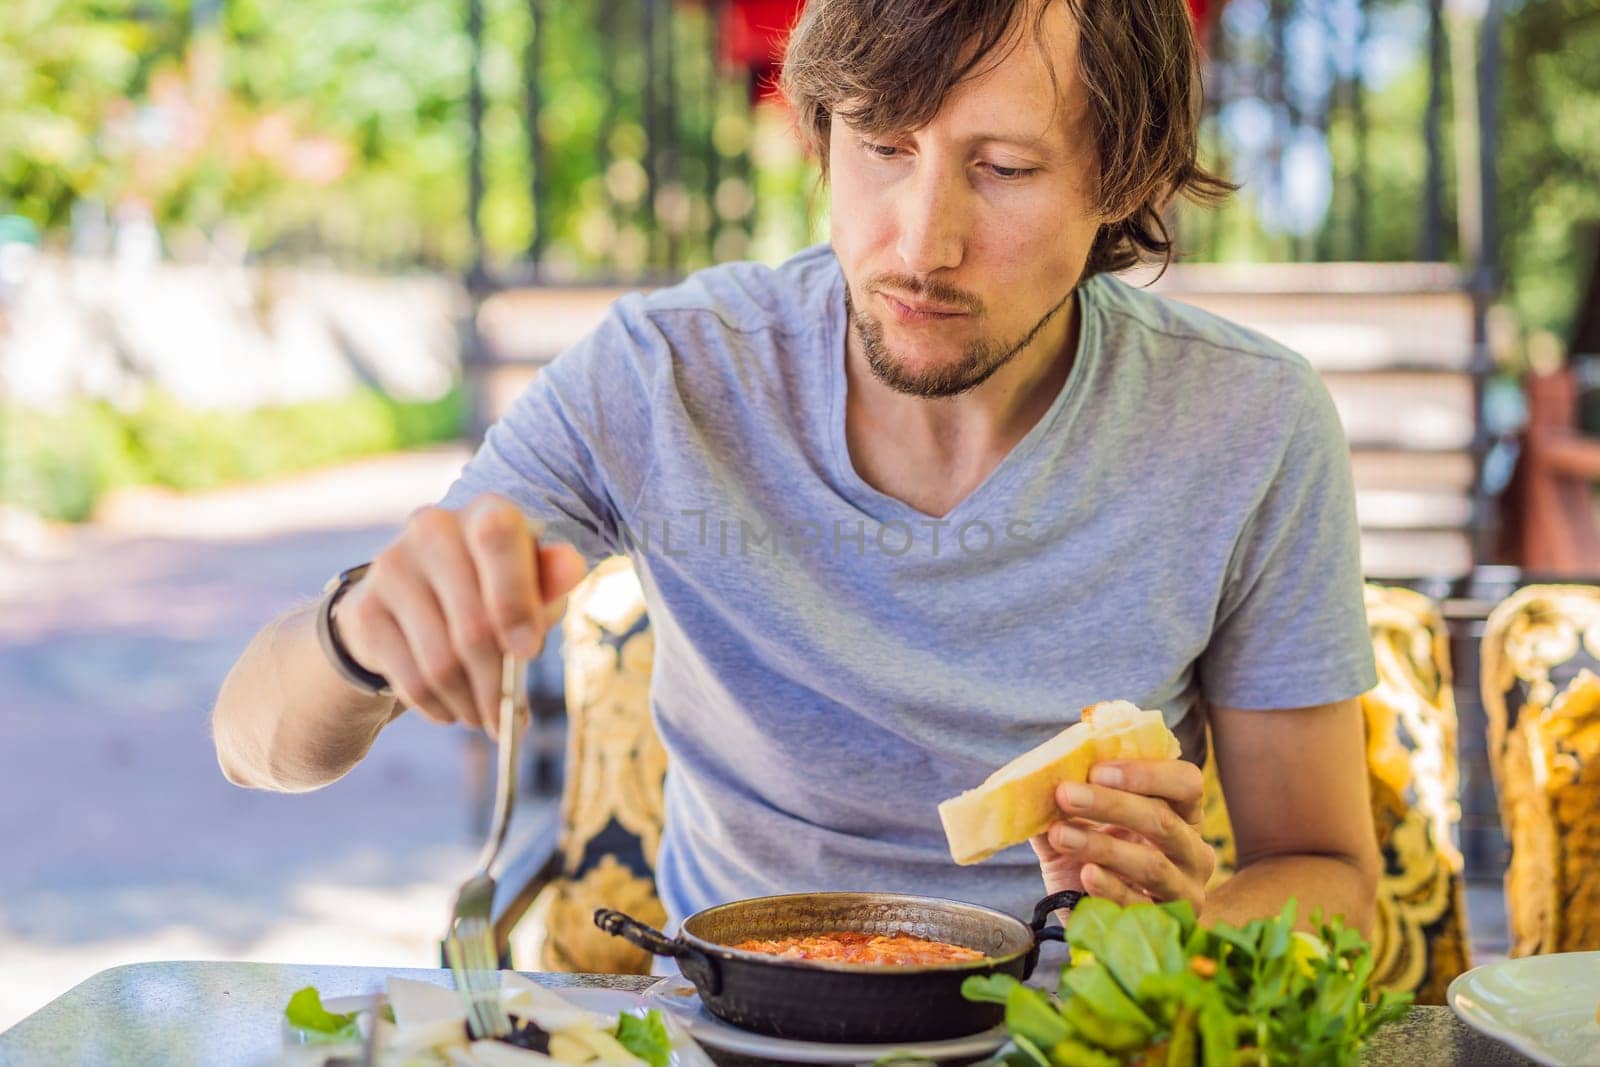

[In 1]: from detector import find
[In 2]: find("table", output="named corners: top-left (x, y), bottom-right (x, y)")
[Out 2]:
top-left (0, 961), bottom-right (1540, 1066)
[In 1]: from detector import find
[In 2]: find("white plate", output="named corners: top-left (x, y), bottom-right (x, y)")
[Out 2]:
top-left (643, 975), bottom-right (1009, 1064)
top-left (1447, 952), bottom-right (1600, 1066)
top-left (282, 987), bottom-right (694, 1064)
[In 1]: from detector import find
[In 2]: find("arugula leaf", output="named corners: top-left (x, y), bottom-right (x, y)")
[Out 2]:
top-left (1058, 962), bottom-right (1156, 1036)
top-left (1004, 985), bottom-right (1069, 1050)
top-left (1063, 897), bottom-right (1122, 960)
top-left (1009, 1033), bottom-right (1052, 1067)
top-left (1209, 920), bottom-right (1259, 958)
top-left (963, 972), bottom-right (1024, 1005)
top-left (284, 986), bottom-right (361, 1043)
top-left (614, 1009), bottom-right (673, 1067)
top-left (1086, 903), bottom-right (1183, 1001)
top-left (1059, 993), bottom-right (1150, 1053)
top-left (1159, 898), bottom-right (1200, 942)
top-left (1259, 900), bottom-right (1296, 961)
top-left (1166, 1004), bottom-right (1199, 1067)
top-left (1198, 1000), bottom-right (1244, 1067)
top-left (1046, 1036), bottom-right (1121, 1067)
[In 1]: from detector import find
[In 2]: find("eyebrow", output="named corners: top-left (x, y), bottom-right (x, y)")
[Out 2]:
top-left (847, 117), bottom-right (1064, 160)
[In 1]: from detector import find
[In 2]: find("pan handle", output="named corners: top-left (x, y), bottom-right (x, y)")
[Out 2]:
top-left (1020, 889), bottom-right (1082, 979)
top-left (592, 908), bottom-right (723, 996)
top-left (1029, 889), bottom-right (1083, 941)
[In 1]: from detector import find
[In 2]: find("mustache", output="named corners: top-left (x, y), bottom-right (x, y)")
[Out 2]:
top-left (866, 273), bottom-right (983, 314)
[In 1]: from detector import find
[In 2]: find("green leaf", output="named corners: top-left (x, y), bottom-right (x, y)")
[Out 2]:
top-left (1199, 1001), bottom-right (1243, 1067)
top-left (1047, 1037), bottom-right (1121, 1067)
top-left (1064, 897), bottom-right (1123, 960)
top-left (1125, 906), bottom-right (1188, 975)
top-left (963, 973), bottom-right (1023, 1005)
top-left (1004, 985), bottom-right (1069, 1051)
top-left (1010, 1033), bottom-right (1053, 1067)
top-left (1058, 994), bottom-right (1150, 1053)
top-left (1105, 905), bottom-right (1184, 999)
top-left (1024, 899), bottom-right (1409, 1066)
top-left (614, 1009), bottom-right (673, 1067)
top-left (1368, 991), bottom-right (1415, 1033)
top-left (1058, 963), bottom-right (1156, 1034)
top-left (1164, 1005), bottom-right (1199, 1067)
top-left (1159, 898), bottom-right (1199, 942)
top-left (284, 986), bottom-right (360, 1043)
top-left (1210, 921), bottom-right (1259, 957)
top-left (1259, 900), bottom-right (1297, 961)
top-left (1182, 924), bottom-right (1216, 962)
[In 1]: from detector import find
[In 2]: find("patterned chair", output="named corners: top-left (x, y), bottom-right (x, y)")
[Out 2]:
top-left (497, 568), bottom-right (1472, 1004)
top-left (493, 557), bottom-right (668, 974)
top-left (1480, 585), bottom-right (1600, 956)
top-left (1200, 584), bottom-right (1471, 1004)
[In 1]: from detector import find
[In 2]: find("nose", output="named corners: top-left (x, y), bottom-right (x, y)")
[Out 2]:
top-left (894, 160), bottom-right (968, 277)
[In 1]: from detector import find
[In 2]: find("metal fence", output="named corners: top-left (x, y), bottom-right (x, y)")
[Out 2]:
top-left (466, 0), bottom-right (1506, 285)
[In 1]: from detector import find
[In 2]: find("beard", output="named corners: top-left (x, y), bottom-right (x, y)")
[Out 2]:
top-left (846, 278), bottom-right (1076, 399)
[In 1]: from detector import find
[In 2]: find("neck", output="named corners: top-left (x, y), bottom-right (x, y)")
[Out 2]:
top-left (840, 287), bottom-right (1082, 517)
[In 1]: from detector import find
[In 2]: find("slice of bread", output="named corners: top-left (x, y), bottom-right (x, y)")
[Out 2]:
top-left (938, 700), bottom-right (1182, 865)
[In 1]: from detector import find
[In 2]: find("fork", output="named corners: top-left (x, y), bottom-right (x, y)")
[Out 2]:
top-left (445, 654), bottom-right (525, 1040)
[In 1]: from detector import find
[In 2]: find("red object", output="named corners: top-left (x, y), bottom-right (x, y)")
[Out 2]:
top-left (716, 0), bottom-right (807, 102)
top-left (1188, 0), bottom-right (1228, 51)
top-left (699, 0), bottom-right (1222, 100)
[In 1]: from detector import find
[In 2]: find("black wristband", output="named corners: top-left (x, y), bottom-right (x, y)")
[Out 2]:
top-left (316, 562), bottom-right (392, 696)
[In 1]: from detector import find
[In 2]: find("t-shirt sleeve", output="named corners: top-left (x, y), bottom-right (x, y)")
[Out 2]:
top-left (438, 293), bottom-right (664, 567)
top-left (1198, 363), bottom-right (1377, 710)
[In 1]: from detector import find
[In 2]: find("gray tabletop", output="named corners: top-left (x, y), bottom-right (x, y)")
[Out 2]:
top-left (0, 961), bottom-right (1540, 1066)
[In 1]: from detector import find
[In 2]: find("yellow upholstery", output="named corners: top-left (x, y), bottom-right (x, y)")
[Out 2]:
top-left (520, 564), bottom-right (1470, 1002)
top-left (511, 558), bottom-right (667, 974)
top-left (1480, 585), bottom-right (1600, 956)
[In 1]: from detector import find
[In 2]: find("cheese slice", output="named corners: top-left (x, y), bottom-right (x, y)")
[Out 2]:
top-left (938, 700), bottom-right (1181, 865)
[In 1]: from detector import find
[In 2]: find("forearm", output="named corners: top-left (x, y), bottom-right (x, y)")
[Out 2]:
top-left (212, 604), bottom-right (401, 792)
top-left (1202, 852), bottom-right (1378, 937)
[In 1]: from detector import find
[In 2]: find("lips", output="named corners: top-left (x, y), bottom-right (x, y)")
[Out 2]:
top-left (880, 292), bottom-right (970, 320)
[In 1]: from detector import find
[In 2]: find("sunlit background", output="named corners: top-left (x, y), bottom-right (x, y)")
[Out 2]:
top-left (2, 0), bottom-right (1598, 1033)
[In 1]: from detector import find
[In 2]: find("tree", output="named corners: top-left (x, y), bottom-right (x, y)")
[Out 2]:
top-left (1496, 0), bottom-right (1600, 337)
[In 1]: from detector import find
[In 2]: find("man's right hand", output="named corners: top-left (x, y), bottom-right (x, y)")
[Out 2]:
top-left (334, 494), bottom-right (589, 738)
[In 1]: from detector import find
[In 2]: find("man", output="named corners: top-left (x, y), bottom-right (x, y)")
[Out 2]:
top-left (213, 0), bottom-right (1380, 938)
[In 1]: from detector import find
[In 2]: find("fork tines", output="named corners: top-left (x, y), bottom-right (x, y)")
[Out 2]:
top-left (446, 917), bottom-right (510, 1039)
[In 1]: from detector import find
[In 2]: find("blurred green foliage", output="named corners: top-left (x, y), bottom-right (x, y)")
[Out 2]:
top-left (1171, 2), bottom-right (1599, 339)
top-left (0, 0), bottom-right (811, 274)
top-left (0, 387), bottom-right (465, 522)
top-left (1498, 0), bottom-right (1600, 338)
top-left (1, 2), bottom-right (1596, 360)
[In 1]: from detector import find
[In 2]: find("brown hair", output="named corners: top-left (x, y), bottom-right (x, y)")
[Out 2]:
top-left (779, 0), bottom-right (1235, 279)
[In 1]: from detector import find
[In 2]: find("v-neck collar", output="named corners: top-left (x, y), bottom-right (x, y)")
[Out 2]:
top-left (824, 269), bottom-right (1102, 525)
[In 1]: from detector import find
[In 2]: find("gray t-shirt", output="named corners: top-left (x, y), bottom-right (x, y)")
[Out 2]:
top-left (442, 243), bottom-right (1377, 931)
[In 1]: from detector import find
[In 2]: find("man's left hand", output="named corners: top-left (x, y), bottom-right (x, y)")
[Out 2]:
top-left (1030, 758), bottom-right (1216, 912)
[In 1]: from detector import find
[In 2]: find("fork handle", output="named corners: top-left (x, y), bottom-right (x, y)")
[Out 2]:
top-left (475, 656), bottom-right (523, 873)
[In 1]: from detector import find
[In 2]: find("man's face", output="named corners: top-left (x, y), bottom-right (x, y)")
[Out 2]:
top-left (828, 1), bottom-right (1101, 398)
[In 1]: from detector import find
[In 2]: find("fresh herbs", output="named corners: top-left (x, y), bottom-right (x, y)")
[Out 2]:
top-left (614, 1010), bottom-right (674, 1067)
top-left (964, 898), bottom-right (1412, 1067)
top-left (284, 986), bottom-right (362, 1044)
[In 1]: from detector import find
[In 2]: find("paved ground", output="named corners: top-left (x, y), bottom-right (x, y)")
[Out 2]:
top-left (0, 446), bottom-right (560, 1031)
